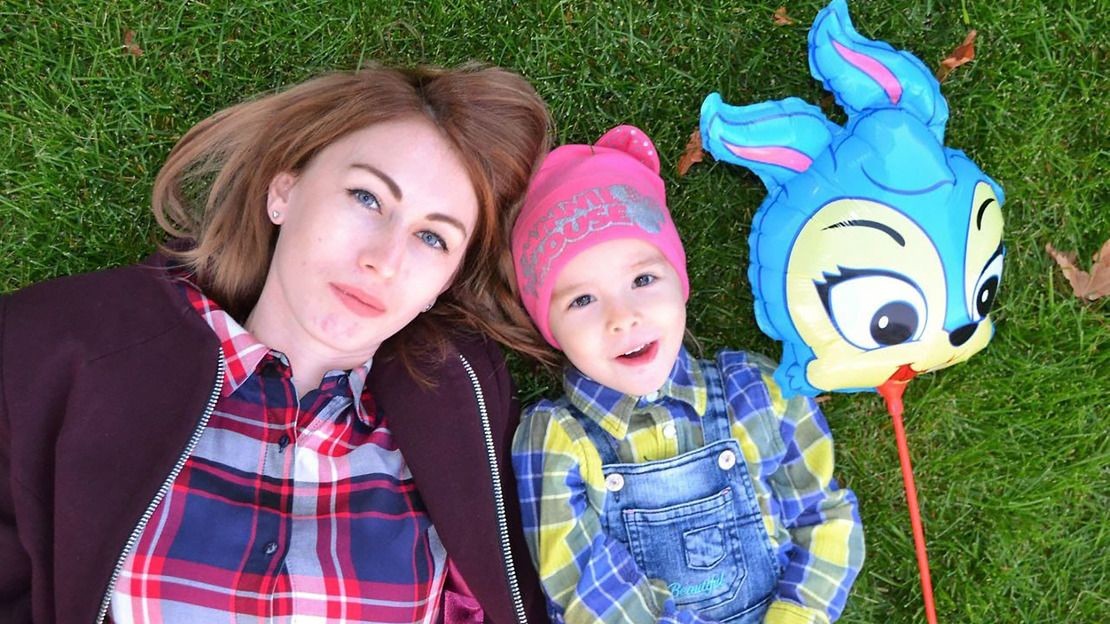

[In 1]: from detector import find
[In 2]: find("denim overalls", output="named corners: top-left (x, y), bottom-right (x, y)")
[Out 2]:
top-left (573, 363), bottom-right (779, 623)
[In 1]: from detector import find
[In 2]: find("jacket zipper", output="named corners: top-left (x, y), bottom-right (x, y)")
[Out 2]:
top-left (95, 349), bottom-right (225, 624)
top-left (457, 353), bottom-right (527, 624)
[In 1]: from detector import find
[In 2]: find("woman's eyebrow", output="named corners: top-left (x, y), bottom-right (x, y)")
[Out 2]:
top-left (428, 213), bottom-right (469, 238)
top-left (351, 163), bottom-right (402, 200)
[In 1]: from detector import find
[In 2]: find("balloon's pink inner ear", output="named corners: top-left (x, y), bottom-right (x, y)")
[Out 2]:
top-left (723, 143), bottom-right (814, 173)
top-left (832, 40), bottom-right (903, 105)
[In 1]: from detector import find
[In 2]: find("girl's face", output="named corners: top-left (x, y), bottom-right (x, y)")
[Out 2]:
top-left (257, 116), bottom-right (479, 365)
top-left (547, 238), bottom-right (686, 396)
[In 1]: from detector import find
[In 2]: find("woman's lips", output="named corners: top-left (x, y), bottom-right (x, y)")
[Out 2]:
top-left (330, 283), bottom-right (386, 318)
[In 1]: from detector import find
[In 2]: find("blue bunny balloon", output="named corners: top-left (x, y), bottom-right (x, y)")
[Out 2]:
top-left (701, 0), bottom-right (1004, 399)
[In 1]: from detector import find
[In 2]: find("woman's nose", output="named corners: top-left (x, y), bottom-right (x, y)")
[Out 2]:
top-left (360, 230), bottom-right (404, 279)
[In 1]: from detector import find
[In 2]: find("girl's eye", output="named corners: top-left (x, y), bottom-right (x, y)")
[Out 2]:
top-left (569, 294), bottom-right (595, 309)
top-left (633, 274), bottom-right (656, 288)
top-left (417, 230), bottom-right (448, 251)
top-left (349, 189), bottom-right (381, 211)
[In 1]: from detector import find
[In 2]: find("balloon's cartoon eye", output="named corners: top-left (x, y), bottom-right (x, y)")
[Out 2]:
top-left (816, 269), bottom-right (927, 351)
top-left (969, 245), bottom-right (1004, 321)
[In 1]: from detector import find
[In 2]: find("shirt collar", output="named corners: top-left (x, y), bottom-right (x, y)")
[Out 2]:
top-left (176, 276), bottom-right (376, 425)
top-left (345, 362), bottom-right (376, 425)
top-left (563, 346), bottom-right (707, 439)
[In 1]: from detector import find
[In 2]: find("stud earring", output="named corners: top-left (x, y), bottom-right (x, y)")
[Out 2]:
top-left (270, 210), bottom-right (281, 220)
top-left (422, 300), bottom-right (435, 313)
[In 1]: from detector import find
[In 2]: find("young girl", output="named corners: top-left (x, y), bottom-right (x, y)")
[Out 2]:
top-left (510, 125), bottom-right (864, 624)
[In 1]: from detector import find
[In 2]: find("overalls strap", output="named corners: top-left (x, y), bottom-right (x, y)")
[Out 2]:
top-left (575, 408), bottom-right (623, 465)
top-left (699, 361), bottom-right (734, 445)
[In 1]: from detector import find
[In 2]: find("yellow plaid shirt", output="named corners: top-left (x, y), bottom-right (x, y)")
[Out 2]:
top-left (512, 349), bottom-right (864, 624)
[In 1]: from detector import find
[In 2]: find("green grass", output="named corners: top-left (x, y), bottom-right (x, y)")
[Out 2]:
top-left (2, 0), bottom-right (1107, 621)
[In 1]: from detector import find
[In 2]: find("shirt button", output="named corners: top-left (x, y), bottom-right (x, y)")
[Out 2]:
top-left (264, 541), bottom-right (278, 556)
top-left (643, 391), bottom-right (659, 402)
top-left (278, 434), bottom-right (290, 452)
top-left (605, 473), bottom-right (625, 492)
top-left (718, 449), bottom-right (737, 471)
top-left (662, 423), bottom-right (677, 439)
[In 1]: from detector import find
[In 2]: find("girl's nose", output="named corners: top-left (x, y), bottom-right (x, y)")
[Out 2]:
top-left (606, 299), bottom-right (640, 334)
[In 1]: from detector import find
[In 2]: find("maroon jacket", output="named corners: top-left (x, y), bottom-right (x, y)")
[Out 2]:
top-left (0, 256), bottom-right (546, 624)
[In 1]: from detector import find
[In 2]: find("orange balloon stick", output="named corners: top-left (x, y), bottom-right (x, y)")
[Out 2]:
top-left (877, 365), bottom-right (938, 624)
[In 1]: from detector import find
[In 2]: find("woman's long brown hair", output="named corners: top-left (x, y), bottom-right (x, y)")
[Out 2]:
top-left (152, 63), bottom-right (558, 372)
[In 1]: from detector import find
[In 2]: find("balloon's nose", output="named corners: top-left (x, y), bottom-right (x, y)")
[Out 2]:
top-left (948, 323), bottom-right (978, 347)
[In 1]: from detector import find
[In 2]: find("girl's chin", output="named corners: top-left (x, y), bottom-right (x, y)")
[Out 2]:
top-left (606, 373), bottom-right (670, 397)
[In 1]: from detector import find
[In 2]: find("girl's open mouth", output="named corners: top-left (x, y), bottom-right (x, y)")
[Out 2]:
top-left (617, 341), bottom-right (658, 363)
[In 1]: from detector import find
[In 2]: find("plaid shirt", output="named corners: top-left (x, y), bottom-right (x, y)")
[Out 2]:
top-left (512, 348), bottom-right (864, 624)
top-left (110, 279), bottom-right (447, 623)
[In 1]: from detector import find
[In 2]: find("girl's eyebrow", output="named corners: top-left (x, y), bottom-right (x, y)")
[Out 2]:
top-left (630, 256), bottom-right (665, 270)
top-left (553, 257), bottom-right (665, 300)
top-left (350, 163), bottom-right (402, 200)
top-left (552, 279), bottom-right (588, 302)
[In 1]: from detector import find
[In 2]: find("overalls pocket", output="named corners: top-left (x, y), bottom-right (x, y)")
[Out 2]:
top-left (623, 487), bottom-right (745, 612)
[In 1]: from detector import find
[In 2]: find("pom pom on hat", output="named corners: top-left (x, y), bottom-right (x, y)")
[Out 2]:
top-left (511, 124), bottom-right (688, 348)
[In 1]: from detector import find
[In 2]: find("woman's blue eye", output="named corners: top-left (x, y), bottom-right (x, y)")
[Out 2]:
top-left (633, 274), bottom-right (656, 288)
top-left (418, 230), bottom-right (447, 251)
top-left (349, 189), bottom-right (381, 211)
top-left (569, 294), bottom-right (595, 309)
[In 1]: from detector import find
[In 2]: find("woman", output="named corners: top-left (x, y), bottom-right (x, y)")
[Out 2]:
top-left (0, 63), bottom-right (550, 623)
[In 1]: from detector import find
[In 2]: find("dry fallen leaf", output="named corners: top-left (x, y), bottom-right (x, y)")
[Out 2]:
top-left (936, 30), bottom-right (976, 82)
top-left (1046, 239), bottom-right (1110, 300)
top-left (773, 7), bottom-right (796, 26)
top-left (677, 127), bottom-right (704, 176)
top-left (815, 395), bottom-right (832, 404)
top-left (123, 29), bottom-right (143, 57)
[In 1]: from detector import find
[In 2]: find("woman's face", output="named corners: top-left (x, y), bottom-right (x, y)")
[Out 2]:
top-left (258, 116), bottom-right (479, 363)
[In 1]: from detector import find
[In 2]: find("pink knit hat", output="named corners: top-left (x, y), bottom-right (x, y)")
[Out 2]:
top-left (512, 124), bottom-right (689, 348)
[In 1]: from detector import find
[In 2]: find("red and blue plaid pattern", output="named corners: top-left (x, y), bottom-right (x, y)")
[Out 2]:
top-left (110, 280), bottom-right (447, 623)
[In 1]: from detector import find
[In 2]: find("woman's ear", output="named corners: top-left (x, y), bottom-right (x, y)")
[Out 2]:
top-left (267, 171), bottom-right (297, 224)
